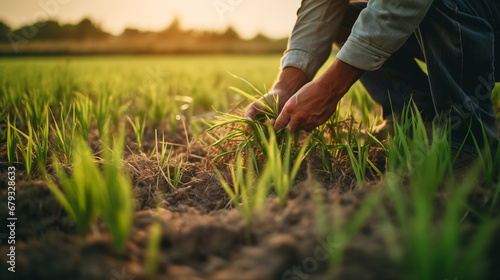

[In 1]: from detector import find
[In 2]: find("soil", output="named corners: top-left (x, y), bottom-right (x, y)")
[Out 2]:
top-left (0, 120), bottom-right (498, 280)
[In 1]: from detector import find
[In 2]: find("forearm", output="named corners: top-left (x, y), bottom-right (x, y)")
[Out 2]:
top-left (316, 58), bottom-right (365, 98)
top-left (272, 67), bottom-right (310, 98)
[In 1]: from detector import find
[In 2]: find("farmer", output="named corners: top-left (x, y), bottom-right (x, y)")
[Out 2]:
top-left (244, 0), bottom-right (500, 158)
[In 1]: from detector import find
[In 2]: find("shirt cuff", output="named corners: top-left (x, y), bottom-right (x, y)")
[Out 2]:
top-left (280, 49), bottom-right (323, 80)
top-left (336, 34), bottom-right (392, 71)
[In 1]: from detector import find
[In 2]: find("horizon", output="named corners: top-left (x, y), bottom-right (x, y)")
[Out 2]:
top-left (0, 0), bottom-right (301, 39)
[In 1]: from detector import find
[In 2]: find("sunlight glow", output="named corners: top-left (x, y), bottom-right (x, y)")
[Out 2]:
top-left (0, 0), bottom-right (301, 38)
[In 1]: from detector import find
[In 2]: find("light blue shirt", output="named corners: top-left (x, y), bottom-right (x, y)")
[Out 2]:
top-left (281, 0), bottom-right (434, 79)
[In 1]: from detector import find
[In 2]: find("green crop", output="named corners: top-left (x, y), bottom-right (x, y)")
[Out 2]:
top-left (470, 122), bottom-right (500, 186)
top-left (6, 115), bottom-right (18, 166)
top-left (74, 93), bottom-right (93, 140)
top-left (345, 138), bottom-right (370, 188)
top-left (32, 112), bottom-right (50, 178)
top-left (166, 152), bottom-right (183, 192)
top-left (377, 105), bottom-right (499, 280)
top-left (144, 212), bottom-right (162, 277)
top-left (51, 105), bottom-right (76, 162)
top-left (128, 116), bottom-right (146, 151)
top-left (94, 93), bottom-right (112, 138)
top-left (155, 132), bottom-right (170, 167)
top-left (97, 132), bottom-right (135, 255)
top-left (48, 139), bottom-right (99, 235)
top-left (206, 81), bottom-right (301, 172)
top-left (216, 155), bottom-right (272, 241)
top-left (152, 132), bottom-right (184, 192)
top-left (23, 91), bottom-right (49, 128)
top-left (257, 126), bottom-right (312, 207)
top-left (142, 81), bottom-right (170, 129)
top-left (14, 119), bottom-right (35, 180)
top-left (1, 56), bottom-right (499, 277)
top-left (48, 132), bottom-right (134, 255)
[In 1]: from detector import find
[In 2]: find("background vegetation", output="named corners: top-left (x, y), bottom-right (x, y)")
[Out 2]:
top-left (0, 18), bottom-right (287, 55)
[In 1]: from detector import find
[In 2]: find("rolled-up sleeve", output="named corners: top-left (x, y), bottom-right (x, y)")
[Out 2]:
top-left (337, 0), bottom-right (434, 71)
top-left (281, 0), bottom-right (349, 80)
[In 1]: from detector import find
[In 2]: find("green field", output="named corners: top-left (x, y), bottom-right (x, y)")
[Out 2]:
top-left (0, 55), bottom-right (499, 280)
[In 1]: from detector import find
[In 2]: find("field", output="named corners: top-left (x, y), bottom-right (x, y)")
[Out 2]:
top-left (0, 55), bottom-right (500, 280)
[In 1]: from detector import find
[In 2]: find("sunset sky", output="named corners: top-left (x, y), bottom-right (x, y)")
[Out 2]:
top-left (0, 0), bottom-right (302, 38)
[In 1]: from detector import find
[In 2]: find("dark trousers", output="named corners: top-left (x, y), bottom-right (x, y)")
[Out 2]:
top-left (337, 0), bottom-right (500, 153)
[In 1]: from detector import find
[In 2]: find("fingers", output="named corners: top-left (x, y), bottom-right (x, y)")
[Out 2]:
top-left (275, 111), bottom-right (314, 133)
top-left (243, 100), bottom-right (264, 121)
top-left (288, 117), bottom-right (300, 133)
top-left (274, 105), bottom-right (291, 131)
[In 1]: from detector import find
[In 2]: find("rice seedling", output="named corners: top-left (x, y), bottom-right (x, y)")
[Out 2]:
top-left (385, 103), bottom-right (446, 176)
top-left (14, 119), bottom-right (35, 180)
top-left (144, 212), bottom-right (162, 277)
top-left (51, 105), bottom-right (76, 162)
top-left (127, 115), bottom-right (146, 151)
top-left (23, 91), bottom-right (49, 128)
top-left (48, 132), bottom-right (135, 254)
top-left (206, 85), bottom-right (291, 171)
top-left (155, 132), bottom-right (170, 167)
top-left (348, 84), bottom-right (378, 128)
top-left (256, 126), bottom-right (312, 207)
top-left (305, 105), bottom-right (350, 173)
top-left (32, 112), bottom-right (50, 177)
top-left (94, 93), bottom-right (113, 138)
top-left (377, 105), bottom-right (499, 279)
top-left (1, 110), bottom-right (8, 141)
top-left (470, 123), bottom-right (500, 186)
top-left (2, 85), bottom-right (23, 123)
top-left (207, 113), bottom-right (268, 165)
top-left (345, 138), bottom-right (370, 188)
top-left (6, 115), bottom-right (18, 166)
top-left (388, 164), bottom-right (496, 280)
top-left (94, 84), bottom-right (131, 136)
top-left (144, 85), bottom-right (171, 129)
top-left (166, 154), bottom-right (183, 193)
top-left (97, 132), bottom-right (135, 255)
top-left (74, 93), bottom-right (93, 140)
top-left (47, 139), bottom-right (99, 235)
top-left (216, 155), bottom-right (272, 241)
top-left (152, 130), bottom-right (184, 192)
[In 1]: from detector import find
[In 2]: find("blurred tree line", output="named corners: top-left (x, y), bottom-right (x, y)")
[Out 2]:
top-left (0, 17), bottom-right (286, 55)
top-left (0, 18), bottom-right (108, 42)
top-left (0, 17), bottom-right (271, 43)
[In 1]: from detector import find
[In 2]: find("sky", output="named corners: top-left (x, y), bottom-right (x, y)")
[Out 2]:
top-left (0, 0), bottom-right (302, 39)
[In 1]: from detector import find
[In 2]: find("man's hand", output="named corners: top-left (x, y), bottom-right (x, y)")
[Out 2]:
top-left (274, 59), bottom-right (365, 133)
top-left (244, 67), bottom-right (309, 121)
top-left (273, 80), bottom-right (342, 132)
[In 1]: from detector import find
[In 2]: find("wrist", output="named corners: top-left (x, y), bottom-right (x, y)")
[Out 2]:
top-left (273, 67), bottom-right (310, 98)
top-left (317, 58), bottom-right (365, 96)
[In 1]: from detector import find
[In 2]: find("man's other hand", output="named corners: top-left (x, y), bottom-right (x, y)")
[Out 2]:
top-left (243, 67), bottom-right (309, 121)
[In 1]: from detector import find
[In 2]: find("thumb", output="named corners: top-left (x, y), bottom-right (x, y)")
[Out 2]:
top-left (244, 101), bottom-right (264, 121)
top-left (274, 105), bottom-right (291, 130)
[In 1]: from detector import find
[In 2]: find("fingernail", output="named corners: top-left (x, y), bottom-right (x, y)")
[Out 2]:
top-left (246, 117), bottom-right (254, 122)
